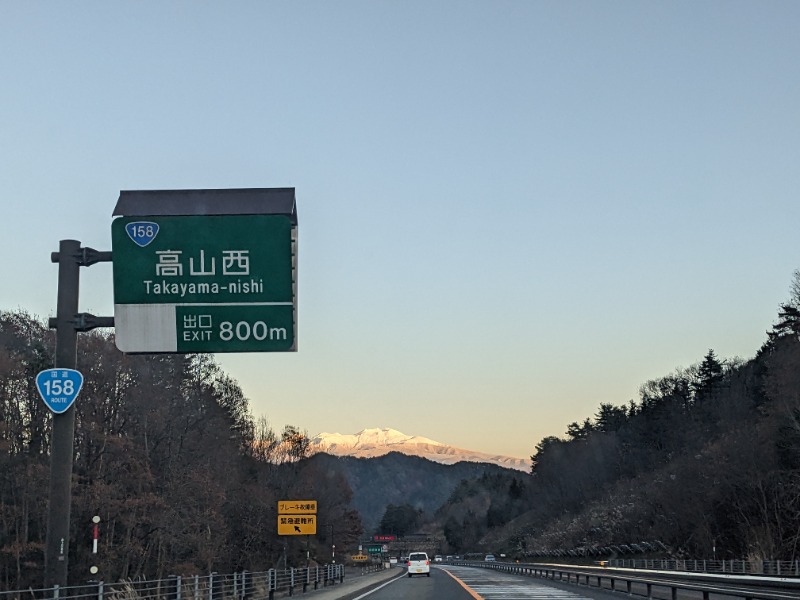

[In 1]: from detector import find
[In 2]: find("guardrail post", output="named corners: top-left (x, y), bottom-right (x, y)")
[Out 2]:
top-left (97, 581), bottom-right (105, 600)
top-left (159, 575), bottom-right (178, 600)
top-left (53, 584), bottom-right (60, 600)
top-left (646, 583), bottom-right (652, 599)
top-left (671, 586), bottom-right (677, 600)
top-left (626, 580), bottom-right (631, 595)
top-left (243, 571), bottom-right (249, 598)
top-left (214, 572), bottom-right (224, 600)
top-left (193, 575), bottom-right (199, 600)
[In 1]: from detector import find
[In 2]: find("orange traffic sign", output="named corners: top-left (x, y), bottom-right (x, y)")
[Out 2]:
top-left (278, 515), bottom-right (317, 535)
top-left (278, 500), bottom-right (317, 514)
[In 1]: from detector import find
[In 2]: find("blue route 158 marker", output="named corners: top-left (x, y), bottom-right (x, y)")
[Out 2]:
top-left (35, 369), bottom-right (84, 414)
top-left (124, 221), bottom-right (159, 247)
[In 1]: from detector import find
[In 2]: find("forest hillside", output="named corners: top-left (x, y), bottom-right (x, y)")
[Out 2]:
top-left (430, 277), bottom-right (800, 562)
top-left (0, 311), bottom-right (362, 589)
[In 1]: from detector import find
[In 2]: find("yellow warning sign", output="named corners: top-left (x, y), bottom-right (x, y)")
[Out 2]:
top-left (278, 515), bottom-right (317, 535)
top-left (351, 555), bottom-right (369, 562)
top-left (278, 500), bottom-right (317, 514)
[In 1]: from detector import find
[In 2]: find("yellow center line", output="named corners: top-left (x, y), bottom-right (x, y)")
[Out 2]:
top-left (442, 568), bottom-right (484, 600)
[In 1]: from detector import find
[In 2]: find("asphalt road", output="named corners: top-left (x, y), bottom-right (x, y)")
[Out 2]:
top-left (347, 565), bottom-right (622, 600)
top-left (307, 563), bottom-right (797, 600)
top-left (344, 566), bottom-right (473, 600)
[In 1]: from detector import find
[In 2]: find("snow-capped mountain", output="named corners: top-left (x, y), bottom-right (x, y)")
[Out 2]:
top-left (309, 427), bottom-right (531, 472)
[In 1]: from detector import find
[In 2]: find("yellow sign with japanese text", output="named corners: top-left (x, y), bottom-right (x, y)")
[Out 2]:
top-left (278, 515), bottom-right (317, 535)
top-left (278, 500), bottom-right (317, 514)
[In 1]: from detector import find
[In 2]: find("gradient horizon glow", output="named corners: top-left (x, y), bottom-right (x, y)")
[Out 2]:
top-left (2, 2), bottom-right (799, 458)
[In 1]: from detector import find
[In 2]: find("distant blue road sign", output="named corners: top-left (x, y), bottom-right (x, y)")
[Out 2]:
top-left (35, 369), bottom-right (84, 414)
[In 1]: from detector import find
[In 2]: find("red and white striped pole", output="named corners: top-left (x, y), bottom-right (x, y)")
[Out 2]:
top-left (90, 516), bottom-right (100, 575)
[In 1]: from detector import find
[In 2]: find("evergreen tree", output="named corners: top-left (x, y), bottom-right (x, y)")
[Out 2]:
top-left (694, 349), bottom-right (724, 401)
top-left (566, 418), bottom-right (594, 440)
top-left (594, 403), bottom-right (628, 432)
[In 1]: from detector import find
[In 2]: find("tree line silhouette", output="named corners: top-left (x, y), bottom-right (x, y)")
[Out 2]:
top-left (0, 311), bottom-right (362, 589)
top-left (432, 274), bottom-right (800, 561)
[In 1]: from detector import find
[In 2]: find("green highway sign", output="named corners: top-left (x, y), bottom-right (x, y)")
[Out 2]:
top-left (111, 189), bottom-right (297, 353)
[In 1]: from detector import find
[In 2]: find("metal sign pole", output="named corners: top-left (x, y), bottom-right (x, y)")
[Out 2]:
top-left (44, 241), bottom-right (113, 587)
top-left (44, 240), bottom-right (81, 587)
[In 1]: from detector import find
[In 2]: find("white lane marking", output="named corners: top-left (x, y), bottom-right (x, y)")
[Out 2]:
top-left (351, 573), bottom-right (406, 599)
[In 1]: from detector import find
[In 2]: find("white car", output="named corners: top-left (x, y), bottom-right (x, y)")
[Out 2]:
top-left (407, 551), bottom-right (431, 577)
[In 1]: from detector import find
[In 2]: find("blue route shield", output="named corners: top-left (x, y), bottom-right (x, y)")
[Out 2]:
top-left (124, 221), bottom-right (159, 247)
top-left (35, 369), bottom-right (84, 414)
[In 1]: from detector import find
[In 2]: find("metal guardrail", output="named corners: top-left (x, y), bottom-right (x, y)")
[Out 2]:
top-left (452, 561), bottom-right (800, 600)
top-left (0, 564), bottom-right (351, 600)
top-left (608, 559), bottom-right (800, 577)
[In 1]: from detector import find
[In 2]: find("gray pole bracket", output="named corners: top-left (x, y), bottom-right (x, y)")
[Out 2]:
top-left (51, 246), bottom-right (112, 267)
top-left (48, 314), bottom-right (115, 332)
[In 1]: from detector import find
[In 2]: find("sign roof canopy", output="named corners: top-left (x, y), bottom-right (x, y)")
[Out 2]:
top-left (113, 188), bottom-right (297, 224)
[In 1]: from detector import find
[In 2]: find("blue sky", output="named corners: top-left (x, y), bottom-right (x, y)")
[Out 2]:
top-left (2, 2), bottom-right (799, 458)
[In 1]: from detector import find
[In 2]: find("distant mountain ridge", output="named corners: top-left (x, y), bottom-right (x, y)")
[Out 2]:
top-left (305, 451), bottom-right (524, 534)
top-left (309, 427), bottom-right (531, 472)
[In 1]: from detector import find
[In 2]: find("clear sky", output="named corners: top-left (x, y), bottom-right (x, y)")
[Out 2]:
top-left (2, 2), bottom-right (799, 459)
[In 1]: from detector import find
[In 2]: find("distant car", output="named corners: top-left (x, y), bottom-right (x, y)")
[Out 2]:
top-left (485, 554), bottom-right (496, 561)
top-left (407, 551), bottom-right (431, 577)
top-left (434, 555), bottom-right (442, 562)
